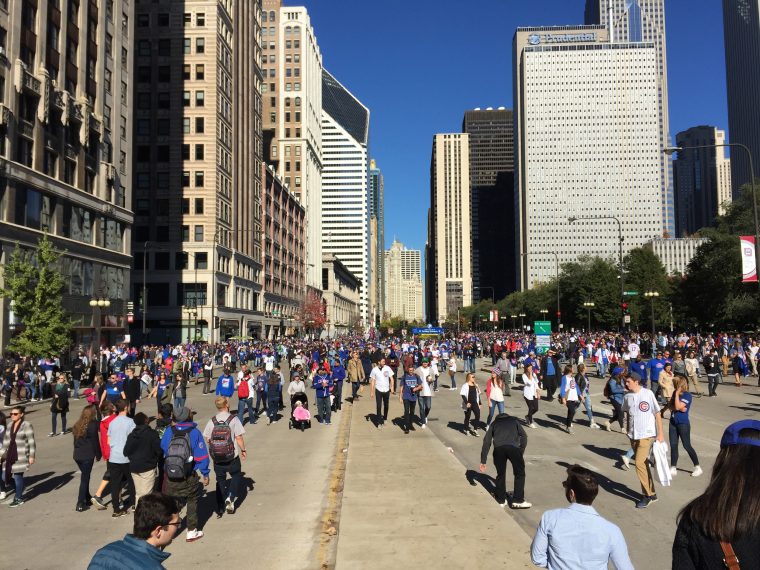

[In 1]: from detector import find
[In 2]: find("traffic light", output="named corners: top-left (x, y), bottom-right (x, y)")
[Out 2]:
top-left (621, 302), bottom-right (629, 312)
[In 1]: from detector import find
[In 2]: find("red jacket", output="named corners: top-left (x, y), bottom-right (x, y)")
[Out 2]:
top-left (99, 414), bottom-right (117, 461)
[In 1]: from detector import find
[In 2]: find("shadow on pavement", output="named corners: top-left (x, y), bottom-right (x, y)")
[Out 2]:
top-left (729, 404), bottom-right (760, 412)
top-left (533, 416), bottom-right (565, 431)
top-left (364, 414), bottom-right (380, 428)
top-left (27, 471), bottom-right (75, 498)
top-left (447, 420), bottom-right (468, 434)
top-left (583, 444), bottom-right (625, 462)
top-left (465, 469), bottom-right (496, 498)
top-left (556, 461), bottom-right (639, 502)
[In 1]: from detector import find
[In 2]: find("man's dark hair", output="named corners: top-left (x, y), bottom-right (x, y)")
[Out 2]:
top-left (114, 399), bottom-right (129, 414)
top-left (565, 464), bottom-right (599, 505)
top-left (158, 403), bottom-right (173, 419)
top-left (133, 493), bottom-right (179, 539)
top-left (134, 412), bottom-right (149, 426)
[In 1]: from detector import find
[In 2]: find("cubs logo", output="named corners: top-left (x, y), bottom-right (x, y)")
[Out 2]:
top-left (639, 401), bottom-right (650, 412)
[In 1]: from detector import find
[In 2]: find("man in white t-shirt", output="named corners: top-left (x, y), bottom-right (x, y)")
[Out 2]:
top-left (627, 342), bottom-right (640, 360)
top-left (622, 372), bottom-right (664, 509)
top-left (369, 357), bottom-right (395, 428)
top-left (415, 360), bottom-right (433, 428)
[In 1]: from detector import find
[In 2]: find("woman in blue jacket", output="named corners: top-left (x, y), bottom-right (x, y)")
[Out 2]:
top-left (604, 367), bottom-right (626, 432)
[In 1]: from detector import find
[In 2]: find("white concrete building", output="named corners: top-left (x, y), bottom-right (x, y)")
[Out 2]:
top-left (646, 237), bottom-right (708, 275)
top-left (321, 70), bottom-right (370, 325)
top-left (428, 134), bottom-right (472, 322)
top-left (514, 26), bottom-right (663, 288)
top-left (384, 240), bottom-right (424, 322)
top-left (262, 0), bottom-right (323, 290)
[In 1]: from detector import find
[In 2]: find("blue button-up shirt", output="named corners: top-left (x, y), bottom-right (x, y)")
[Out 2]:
top-left (531, 503), bottom-right (633, 570)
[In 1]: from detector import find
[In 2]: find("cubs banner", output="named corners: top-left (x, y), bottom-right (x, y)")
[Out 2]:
top-left (741, 236), bottom-right (757, 283)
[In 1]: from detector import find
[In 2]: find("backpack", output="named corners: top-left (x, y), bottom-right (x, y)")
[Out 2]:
top-left (603, 379), bottom-right (612, 399)
top-left (238, 377), bottom-right (250, 398)
top-left (209, 416), bottom-right (236, 463)
top-left (164, 427), bottom-right (194, 480)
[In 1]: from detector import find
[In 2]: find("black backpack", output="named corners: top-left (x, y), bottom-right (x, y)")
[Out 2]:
top-left (164, 427), bottom-right (193, 480)
top-left (209, 416), bottom-right (236, 463)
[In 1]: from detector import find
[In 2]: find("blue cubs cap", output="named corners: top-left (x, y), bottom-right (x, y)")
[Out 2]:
top-left (720, 420), bottom-right (760, 448)
top-left (612, 367), bottom-right (625, 377)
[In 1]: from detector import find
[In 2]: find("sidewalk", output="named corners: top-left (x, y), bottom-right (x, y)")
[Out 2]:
top-left (334, 394), bottom-right (534, 570)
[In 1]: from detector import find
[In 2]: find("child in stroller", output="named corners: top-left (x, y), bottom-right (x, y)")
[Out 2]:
top-left (289, 393), bottom-right (311, 431)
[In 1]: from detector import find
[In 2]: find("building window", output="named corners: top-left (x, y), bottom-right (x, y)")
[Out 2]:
top-left (196, 13), bottom-right (205, 26)
top-left (181, 225), bottom-right (190, 241)
top-left (182, 171), bottom-right (190, 187)
top-left (183, 91), bottom-right (191, 107)
top-left (195, 117), bottom-right (205, 133)
top-left (195, 252), bottom-right (208, 269)
top-left (157, 13), bottom-right (169, 27)
top-left (158, 39), bottom-right (171, 57)
top-left (195, 91), bottom-right (205, 106)
top-left (183, 38), bottom-right (191, 54)
top-left (195, 198), bottom-right (204, 214)
top-left (157, 92), bottom-right (170, 109)
top-left (183, 117), bottom-right (190, 134)
top-left (195, 172), bottom-right (204, 187)
top-left (158, 66), bottom-right (170, 82)
top-left (181, 144), bottom-right (190, 160)
top-left (157, 119), bottom-right (169, 136)
top-left (175, 252), bottom-right (188, 270)
top-left (195, 64), bottom-right (204, 80)
top-left (196, 38), bottom-right (205, 53)
top-left (183, 65), bottom-right (191, 80)
top-left (195, 144), bottom-right (204, 160)
top-left (181, 198), bottom-right (190, 214)
top-left (194, 225), bottom-right (204, 242)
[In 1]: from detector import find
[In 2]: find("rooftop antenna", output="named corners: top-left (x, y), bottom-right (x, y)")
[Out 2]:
top-left (608, 0), bottom-right (615, 43)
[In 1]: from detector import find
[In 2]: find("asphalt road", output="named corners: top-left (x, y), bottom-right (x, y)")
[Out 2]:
top-left (418, 358), bottom-right (760, 568)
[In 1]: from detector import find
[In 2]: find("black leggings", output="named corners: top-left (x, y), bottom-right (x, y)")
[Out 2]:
top-left (609, 399), bottom-right (624, 428)
top-left (464, 403), bottom-right (480, 430)
top-left (524, 397), bottom-right (539, 423)
top-left (669, 421), bottom-right (699, 467)
top-left (375, 389), bottom-right (390, 423)
top-left (566, 401), bottom-right (580, 428)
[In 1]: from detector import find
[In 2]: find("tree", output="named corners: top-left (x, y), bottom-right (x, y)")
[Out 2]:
top-left (298, 290), bottom-right (326, 331)
top-left (623, 247), bottom-right (671, 330)
top-left (558, 256), bottom-right (620, 329)
top-left (1, 234), bottom-right (71, 357)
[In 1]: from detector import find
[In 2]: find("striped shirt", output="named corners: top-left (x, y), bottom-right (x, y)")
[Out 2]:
top-left (622, 388), bottom-right (660, 440)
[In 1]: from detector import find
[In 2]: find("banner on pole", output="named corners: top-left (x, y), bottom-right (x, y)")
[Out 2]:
top-left (740, 236), bottom-right (757, 283)
top-left (489, 310), bottom-right (499, 322)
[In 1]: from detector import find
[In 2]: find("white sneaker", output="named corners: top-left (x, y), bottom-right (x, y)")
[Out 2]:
top-left (0, 491), bottom-right (7, 500)
top-left (510, 501), bottom-right (532, 509)
top-left (692, 466), bottom-right (703, 477)
top-left (225, 497), bottom-right (235, 514)
top-left (186, 529), bottom-right (204, 542)
top-left (590, 422), bottom-right (600, 429)
top-left (670, 466), bottom-right (677, 477)
top-left (421, 424), bottom-right (426, 429)
top-left (622, 455), bottom-right (630, 470)
top-left (529, 422), bottom-right (537, 429)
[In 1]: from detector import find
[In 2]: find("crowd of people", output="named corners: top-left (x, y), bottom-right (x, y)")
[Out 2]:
top-left (0, 328), bottom-right (758, 568)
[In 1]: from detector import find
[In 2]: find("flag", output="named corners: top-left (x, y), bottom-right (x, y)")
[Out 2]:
top-left (740, 236), bottom-right (757, 283)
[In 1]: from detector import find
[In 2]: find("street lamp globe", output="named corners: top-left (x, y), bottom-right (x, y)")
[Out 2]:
top-left (89, 299), bottom-right (98, 307)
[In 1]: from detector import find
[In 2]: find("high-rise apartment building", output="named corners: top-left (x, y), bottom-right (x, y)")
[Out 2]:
top-left (384, 240), bottom-right (424, 322)
top-left (673, 126), bottom-right (732, 236)
top-left (321, 69), bottom-right (370, 325)
top-left (723, 0), bottom-right (760, 192)
top-left (462, 108), bottom-right (515, 303)
top-left (428, 134), bottom-right (471, 323)
top-left (369, 159), bottom-right (385, 325)
top-left (0, 0), bottom-right (134, 352)
top-left (586, 0), bottom-right (675, 236)
top-left (513, 27), bottom-right (662, 289)
top-left (261, 0), bottom-right (323, 290)
top-left (132, 0), bottom-right (263, 343)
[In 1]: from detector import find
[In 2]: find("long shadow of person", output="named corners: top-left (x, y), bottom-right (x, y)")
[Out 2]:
top-left (364, 413), bottom-right (380, 428)
top-left (26, 471), bottom-right (75, 499)
top-left (582, 444), bottom-right (627, 462)
top-left (447, 420), bottom-right (467, 434)
top-left (465, 469), bottom-right (496, 498)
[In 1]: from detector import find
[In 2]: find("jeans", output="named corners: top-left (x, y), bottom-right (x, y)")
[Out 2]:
top-left (487, 400), bottom-right (505, 425)
top-left (583, 396), bottom-right (594, 424)
top-left (610, 399), bottom-right (624, 429)
top-left (51, 412), bottom-right (67, 434)
top-left (707, 374), bottom-right (719, 396)
top-left (500, 374), bottom-right (511, 396)
top-left (598, 361), bottom-right (608, 378)
top-left (449, 372), bottom-right (456, 389)
top-left (238, 398), bottom-right (256, 425)
top-left (375, 389), bottom-right (390, 424)
top-left (333, 382), bottom-right (343, 411)
top-left (255, 391), bottom-right (266, 415)
top-left (72, 378), bottom-right (81, 399)
top-left (565, 401), bottom-right (580, 428)
top-left (203, 374), bottom-right (212, 394)
top-left (108, 462), bottom-right (134, 511)
top-left (403, 399), bottom-right (416, 431)
top-left (351, 381), bottom-right (360, 400)
top-left (650, 380), bottom-right (659, 397)
top-left (524, 397), bottom-right (539, 424)
top-left (418, 396), bottom-right (431, 424)
top-left (669, 421), bottom-right (700, 467)
top-left (316, 396), bottom-right (331, 423)
top-left (75, 459), bottom-right (94, 504)
top-left (214, 456), bottom-right (242, 510)
top-left (267, 396), bottom-right (279, 421)
top-left (174, 397), bottom-right (186, 411)
top-left (493, 445), bottom-right (526, 503)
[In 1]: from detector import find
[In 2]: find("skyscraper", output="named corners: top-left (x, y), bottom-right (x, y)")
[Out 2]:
top-left (133, 0), bottom-right (263, 343)
top-left (462, 108), bottom-right (515, 303)
top-left (0, 0), bottom-right (135, 351)
top-left (384, 240), bottom-right (424, 322)
top-left (722, 0), bottom-right (760, 192)
top-left (369, 160), bottom-right (385, 324)
top-left (428, 134), bottom-right (472, 323)
top-left (586, 0), bottom-right (675, 236)
top-left (321, 70), bottom-right (370, 325)
top-left (262, 0), bottom-right (323, 291)
top-left (673, 126), bottom-right (732, 236)
top-left (513, 26), bottom-right (662, 289)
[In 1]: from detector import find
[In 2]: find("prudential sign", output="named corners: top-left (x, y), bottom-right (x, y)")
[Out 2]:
top-left (527, 33), bottom-right (597, 45)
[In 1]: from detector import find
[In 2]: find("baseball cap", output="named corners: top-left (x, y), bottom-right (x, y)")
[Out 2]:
top-left (720, 420), bottom-right (760, 448)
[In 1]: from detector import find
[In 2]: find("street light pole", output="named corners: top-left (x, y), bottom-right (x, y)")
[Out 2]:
top-left (644, 291), bottom-right (659, 340)
top-left (665, 143), bottom-right (758, 286)
top-left (511, 314), bottom-right (517, 330)
top-left (583, 301), bottom-right (595, 332)
top-left (519, 313), bottom-right (525, 330)
top-left (568, 216), bottom-right (624, 329)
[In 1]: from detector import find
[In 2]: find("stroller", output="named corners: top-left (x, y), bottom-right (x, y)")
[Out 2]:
top-left (289, 392), bottom-right (312, 431)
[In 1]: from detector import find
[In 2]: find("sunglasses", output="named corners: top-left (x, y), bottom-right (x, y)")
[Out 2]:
top-left (10, 412), bottom-right (21, 416)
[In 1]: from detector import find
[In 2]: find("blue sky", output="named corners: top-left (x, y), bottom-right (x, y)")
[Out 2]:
top-left (297, 0), bottom-right (729, 255)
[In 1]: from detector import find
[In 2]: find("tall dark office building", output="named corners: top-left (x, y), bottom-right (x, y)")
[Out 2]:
top-left (723, 0), bottom-right (760, 192)
top-left (462, 108), bottom-right (515, 303)
top-left (673, 126), bottom-right (732, 237)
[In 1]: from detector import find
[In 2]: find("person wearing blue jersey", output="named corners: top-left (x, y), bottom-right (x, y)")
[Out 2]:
top-left (214, 368), bottom-right (235, 398)
top-left (628, 354), bottom-right (648, 388)
top-left (312, 367), bottom-right (334, 425)
top-left (647, 351), bottom-right (666, 395)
